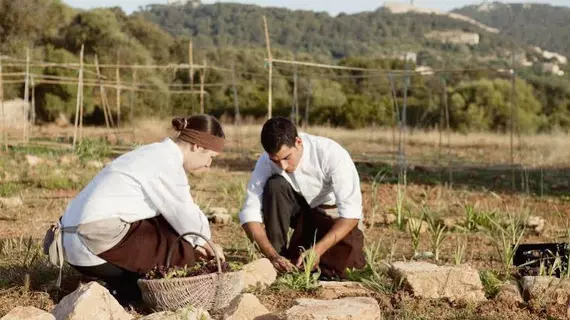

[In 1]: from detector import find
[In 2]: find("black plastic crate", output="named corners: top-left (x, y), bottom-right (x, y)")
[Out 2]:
top-left (513, 243), bottom-right (570, 277)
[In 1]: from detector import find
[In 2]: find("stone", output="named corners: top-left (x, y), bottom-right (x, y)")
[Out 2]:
top-left (51, 282), bottom-right (133, 320)
top-left (1, 307), bottom-right (55, 320)
top-left (25, 155), bottom-right (44, 167)
top-left (138, 307), bottom-right (211, 320)
top-left (86, 160), bottom-right (104, 169)
top-left (522, 276), bottom-right (570, 304)
top-left (440, 217), bottom-right (462, 229)
top-left (210, 213), bottom-right (232, 225)
top-left (222, 293), bottom-right (272, 320)
top-left (405, 218), bottom-right (428, 234)
top-left (239, 258), bottom-right (277, 291)
top-left (370, 213), bottom-right (397, 226)
top-left (390, 261), bottom-right (486, 302)
top-left (206, 207), bottom-right (229, 216)
top-left (0, 196), bottom-right (23, 208)
top-left (59, 155), bottom-right (78, 165)
top-left (285, 297), bottom-right (381, 320)
top-left (495, 281), bottom-right (523, 303)
top-left (55, 113), bottom-right (70, 128)
top-left (318, 281), bottom-right (376, 300)
top-left (526, 216), bottom-right (546, 235)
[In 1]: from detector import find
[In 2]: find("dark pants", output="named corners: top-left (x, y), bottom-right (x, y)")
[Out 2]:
top-left (262, 175), bottom-right (366, 279)
top-left (71, 215), bottom-right (197, 305)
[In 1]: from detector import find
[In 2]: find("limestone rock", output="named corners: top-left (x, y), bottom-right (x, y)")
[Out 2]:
top-left (318, 281), bottom-right (375, 300)
top-left (206, 207), bottom-right (229, 216)
top-left (51, 282), bottom-right (132, 320)
top-left (222, 293), bottom-right (272, 320)
top-left (0, 196), bottom-right (23, 208)
top-left (495, 281), bottom-right (523, 303)
top-left (526, 216), bottom-right (546, 235)
top-left (86, 160), bottom-right (104, 169)
top-left (285, 297), bottom-right (381, 320)
top-left (390, 261), bottom-right (486, 302)
top-left (138, 307), bottom-right (211, 320)
top-left (1, 307), bottom-right (54, 320)
top-left (59, 155), bottom-right (78, 165)
top-left (209, 213), bottom-right (232, 225)
top-left (26, 155), bottom-right (44, 167)
top-left (239, 258), bottom-right (277, 291)
top-left (522, 276), bottom-right (570, 304)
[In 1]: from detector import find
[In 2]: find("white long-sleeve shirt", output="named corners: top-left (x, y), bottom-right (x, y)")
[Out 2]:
top-left (239, 132), bottom-right (363, 225)
top-left (61, 138), bottom-right (211, 267)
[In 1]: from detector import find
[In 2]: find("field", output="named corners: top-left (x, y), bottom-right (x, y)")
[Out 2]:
top-left (1, 119), bottom-right (570, 319)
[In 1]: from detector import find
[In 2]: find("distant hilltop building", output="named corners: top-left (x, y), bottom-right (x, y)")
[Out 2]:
top-left (383, 1), bottom-right (499, 34)
top-left (167, 0), bottom-right (200, 8)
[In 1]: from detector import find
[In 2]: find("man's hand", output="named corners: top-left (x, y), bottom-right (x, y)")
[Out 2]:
top-left (270, 255), bottom-right (296, 273)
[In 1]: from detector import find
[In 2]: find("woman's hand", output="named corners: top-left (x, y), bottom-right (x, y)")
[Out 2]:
top-left (195, 242), bottom-right (225, 263)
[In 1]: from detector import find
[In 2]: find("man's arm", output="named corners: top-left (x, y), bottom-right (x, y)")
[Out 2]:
top-left (242, 222), bottom-right (295, 272)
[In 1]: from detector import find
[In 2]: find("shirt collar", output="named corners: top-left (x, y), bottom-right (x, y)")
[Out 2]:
top-left (164, 137), bottom-right (184, 166)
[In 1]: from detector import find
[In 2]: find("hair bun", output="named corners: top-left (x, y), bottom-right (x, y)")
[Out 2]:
top-left (172, 117), bottom-right (187, 132)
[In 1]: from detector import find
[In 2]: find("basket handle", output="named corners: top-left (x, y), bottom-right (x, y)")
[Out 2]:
top-left (165, 231), bottom-right (222, 274)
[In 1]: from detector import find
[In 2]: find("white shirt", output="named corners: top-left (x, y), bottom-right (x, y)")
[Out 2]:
top-left (239, 132), bottom-right (363, 224)
top-left (61, 138), bottom-right (211, 267)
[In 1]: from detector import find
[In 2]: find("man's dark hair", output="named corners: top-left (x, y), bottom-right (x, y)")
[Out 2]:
top-left (261, 117), bottom-right (298, 154)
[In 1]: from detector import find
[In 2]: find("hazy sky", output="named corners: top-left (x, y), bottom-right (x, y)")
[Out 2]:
top-left (63, 0), bottom-right (570, 15)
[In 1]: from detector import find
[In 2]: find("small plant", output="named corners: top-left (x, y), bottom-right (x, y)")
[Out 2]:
top-left (487, 211), bottom-right (526, 276)
top-left (274, 247), bottom-right (321, 292)
top-left (75, 138), bottom-right (111, 162)
top-left (346, 240), bottom-right (395, 293)
top-left (395, 180), bottom-right (407, 229)
top-left (454, 233), bottom-right (468, 265)
top-left (368, 170), bottom-right (387, 231)
top-left (425, 213), bottom-right (447, 262)
top-left (479, 270), bottom-right (503, 299)
top-left (407, 213), bottom-right (425, 259)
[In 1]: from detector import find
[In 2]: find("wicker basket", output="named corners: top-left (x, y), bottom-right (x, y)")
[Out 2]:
top-left (137, 232), bottom-right (242, 312)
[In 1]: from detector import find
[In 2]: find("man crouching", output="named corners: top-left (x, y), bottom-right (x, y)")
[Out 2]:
top-left (239, 117), bottom-right (365, 279)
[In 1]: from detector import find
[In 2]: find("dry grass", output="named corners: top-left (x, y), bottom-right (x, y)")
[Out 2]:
top-left (1, 119), bottom-right (570, 318)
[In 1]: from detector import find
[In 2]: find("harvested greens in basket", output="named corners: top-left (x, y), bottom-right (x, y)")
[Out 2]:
top-left (145, 260), bottom-right (242, 280)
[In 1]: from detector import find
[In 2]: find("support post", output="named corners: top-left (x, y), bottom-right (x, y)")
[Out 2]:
top-left (72, 45), bottom-right (84, 150)
top-left (263, 16), bottom-right (273, 119)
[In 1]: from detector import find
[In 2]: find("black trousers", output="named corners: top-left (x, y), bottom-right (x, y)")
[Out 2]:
top-left (262, 175), bottom-right (366, 278)
top-left (71, 263), bottom-right (142, 306)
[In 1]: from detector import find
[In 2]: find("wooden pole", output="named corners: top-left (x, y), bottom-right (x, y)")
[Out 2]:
top-left (0, 58), bottom-right (6, 152)
top-left (78, 58), bottom-right (84, 141)
top-left (231, 62), bottom-right (241, 154)
top-left (31, 76), bottom-right (36, 137)
top-left (200, 59), bottom-right (207, 114)
top-left (443, 78), bottom-right (452, 186)
top-left (130, 68), bottom-right (137, 139)
top-left (189, 40), bottom-right (194, 114)
top-left (304, 79), bottom-right (311, 130)
top-left (23, 47), bottom-right (30, 143)
top-left (116, 51), bottom-right (121, 128)
top-left (293, 66), bottom-right (298, 126)
top-left (263, 16), bottom-right (273, 119)
top-left (72, 45), bottom-right (84, 150)
top-left (95, 55), bottom-right (111, 131)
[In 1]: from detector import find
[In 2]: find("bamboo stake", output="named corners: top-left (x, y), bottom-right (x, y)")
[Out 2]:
top-left (31, 76), bottom-right (36, 137)
top-left (116, 52), bottom-right (121, 128)
top-left (263, 16), bottom-right (273, 119)
top-left (23, 48), bottom-right (30, 143)
top-left (0, 58), bottom-right (6, 152)
top-left (130, 68), bottom-right (136, 139)
top-left (189, 40), bottom-right (194, 114)
top-left (95, 55), bottom-right (111, 131)
top-left (200, 59), bottom-right (207, 114)
top-left (293, 65), bottom-right (298, 126)
top-left (72, 45), bottom-right (84, 150)
top-left (304, 79), bottom-right (311, 130)
top-left (78, 57), bottom-right (84, 142)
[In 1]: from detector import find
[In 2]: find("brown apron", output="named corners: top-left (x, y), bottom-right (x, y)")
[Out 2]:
top-left (98, 215), bottom-right (197, 274)
top-left (282, 208), bottom-right (366, 279)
